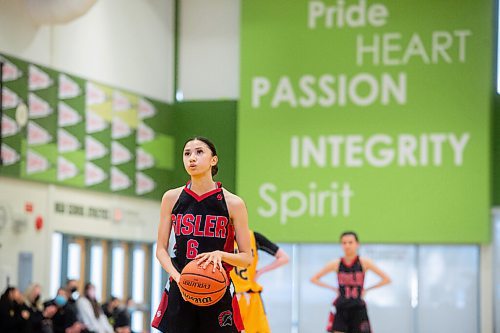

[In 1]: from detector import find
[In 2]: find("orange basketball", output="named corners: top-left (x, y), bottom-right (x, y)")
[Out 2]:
top-left (179, 260), bottom-right (228, 307)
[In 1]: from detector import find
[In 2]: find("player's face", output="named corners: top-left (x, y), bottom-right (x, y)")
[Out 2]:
top-left (341, 235), bottom-right (359, 256)
top-left (183, 140), bottom-right (217, 177)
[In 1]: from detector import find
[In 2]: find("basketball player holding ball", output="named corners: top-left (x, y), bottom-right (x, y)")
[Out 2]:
top-left (310, 231), bottom-right (391, 333)
top-left (153, 137), bottom-right (253, 333)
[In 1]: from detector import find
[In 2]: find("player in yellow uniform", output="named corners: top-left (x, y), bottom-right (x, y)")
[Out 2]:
top-left (230, 230), bottom-right (289, 333)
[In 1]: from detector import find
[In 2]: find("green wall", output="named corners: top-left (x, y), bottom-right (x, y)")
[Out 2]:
top-left (493, 93), bottom-right (500, 206)
top-left (172, 101), bottom-right (237, 192)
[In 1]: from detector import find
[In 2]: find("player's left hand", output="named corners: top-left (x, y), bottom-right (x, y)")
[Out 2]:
top-left (196, 250), bottom-right (224, 272)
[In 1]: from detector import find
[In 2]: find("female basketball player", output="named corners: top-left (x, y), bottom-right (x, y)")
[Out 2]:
top-left (310, 231), bottom-right (391, 333)
top-left (153, 136), bottom-right (253, 333)
top-left (230, 230), bottom-right (289, 333)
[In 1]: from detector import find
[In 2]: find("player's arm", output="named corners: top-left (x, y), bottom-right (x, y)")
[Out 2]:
top-left (254, 232), bottom-right (289, 280)
top-left (156, 188), bottom-right (182, 282)
top-left (310, 259), bottom-right (340, 292)
top-left (360, 257), bottom-right (391, 292)
top-left (196, 190), bottom-right (253, 271)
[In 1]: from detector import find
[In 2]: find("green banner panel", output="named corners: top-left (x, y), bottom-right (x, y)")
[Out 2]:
top-left (238, 0), bottom-right (493, 243)
top-left (22, 63), bottom-right (59, 183)
top-left (137, 98), bottom-right (175, 200)
top-left (57, 73), bottom-right (86, 187)
top-left (1, 55), bottom-right (28, 176)
top-left (1, 54), bottom-right (174, 200)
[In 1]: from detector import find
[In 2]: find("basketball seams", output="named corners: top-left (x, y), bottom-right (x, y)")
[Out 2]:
top-left (181, 272), bottom-right (226, 284)
top-left (180, 285), bottom-right (227, 295)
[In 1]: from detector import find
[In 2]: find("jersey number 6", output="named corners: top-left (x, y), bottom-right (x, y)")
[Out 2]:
top-left (186, 239), bottom-right (199, 259)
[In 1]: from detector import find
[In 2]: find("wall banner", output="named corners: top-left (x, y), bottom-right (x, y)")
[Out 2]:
top-left (238, 0), bottom-right (493, 243)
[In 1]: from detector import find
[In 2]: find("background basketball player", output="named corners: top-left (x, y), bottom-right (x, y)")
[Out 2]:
top-left (310, 231), bottom-right (391, 333)
top-left (230, 230), bottom-right (289, 333)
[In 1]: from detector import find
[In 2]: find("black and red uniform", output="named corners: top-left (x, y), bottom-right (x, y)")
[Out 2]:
top-left (327, 256), bottom-right (371, 333)
top-left (152, 182), bottom-right (244, 333)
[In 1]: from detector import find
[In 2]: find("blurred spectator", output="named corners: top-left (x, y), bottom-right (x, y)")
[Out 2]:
top-left (101, 295), bottom-right (120, 325)
top-left (64, 280), bottom-right (80, 318)
top-left (113, 297), bottom-right (135, 333)
top-left (0, 286), bottom-right (30, 333)
top-left (65, 280), bottom-right (80, 304)
top-left (46, 288), bottom-right (86, 333)
top-left (24, 283), bottom-right (46, 333)
top-left (76, 283), bottom-right (113, 333)
top-left (40, 304), bottom-right (57, 333)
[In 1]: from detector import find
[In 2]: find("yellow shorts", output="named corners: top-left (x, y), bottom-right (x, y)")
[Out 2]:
top-left (237, 292), bottom-right (270, 333)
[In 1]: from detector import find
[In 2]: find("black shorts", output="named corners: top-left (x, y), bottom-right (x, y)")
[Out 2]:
top-left (328, 303), bottom-right (371, 333)
top-left (152, 280), bottom-right (243, 333)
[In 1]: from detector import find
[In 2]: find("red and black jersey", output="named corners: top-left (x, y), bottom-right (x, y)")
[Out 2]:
top-left (170, 182), bottom-right (235, 274)
top-left (336, 256), bottom-right (365, 308)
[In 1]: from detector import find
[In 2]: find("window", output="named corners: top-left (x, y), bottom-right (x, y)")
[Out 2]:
top-left (90, 243), bottom-right (103, 301)
top-left (67, 242), bottom-right (81, 280)
top-left (49, 233), bottom-right (63, 297)
top-left (111, 244), bottom-right (125, 299)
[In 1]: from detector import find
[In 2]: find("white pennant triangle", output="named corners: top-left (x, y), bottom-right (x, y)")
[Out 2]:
top-left (112, 116), bottom-right (132, 139)
top-left (58, 156), bottom-right (78, 181)
top-left (1, 143), bottom-right (21, 166)
top-left (2, 87), bottom-right (20, 110)
top-left (86, 82), bottom-right (107, 105)
top-left (111, 166), bottom-right (131, 191)
top-left (2, 58), bottom-right (23, 82)
top-left (29, 64), bottom-right (53, 91)
top-left (85, 161), bottom-right (107, 186)
top-left (26, 149), bottom-right (50, 174)
top-left (58, 128), bottom-right (81, 153)
top-left (28, 121), bottom-right (52, 145)
top-left (86, 110), bottom-right (108, 133)
top-left (59, 74), bottom-right (81, 99)
top-left (58, 102), bottom-right (82, 127)
top-left (113, 91), bottom-right (131, 111)
top-left (29, 93), bottom-right (53, 118)
top-left (111, 141), bottom-right (132, 165)
top-left (136, 147), bottom-right (155, 170)
top-left (2, 115), bottom-right (19, 138)
top-left (137, 121), bottom-right (155, 144)
top-left (86, 136), bottom-right (108, 160)
top-left (136, 172), bottom-right (156, 195)
top-left (138, 98), bottom-right (157, 119)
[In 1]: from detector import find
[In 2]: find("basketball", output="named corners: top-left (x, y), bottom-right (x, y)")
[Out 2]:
top-left (179, 260), bottom-right (228, 307)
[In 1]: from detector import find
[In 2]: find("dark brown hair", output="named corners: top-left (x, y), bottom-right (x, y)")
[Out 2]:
top-left (0, 286), bottom-right (16, 303)
top-left (84, 283), bottom-right (100, 318)
top-left (340, 231), bottom-right (359, 242)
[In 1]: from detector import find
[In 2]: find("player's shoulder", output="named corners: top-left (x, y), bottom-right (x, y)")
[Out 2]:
top-left (162, 186), bottom-right (184, 203)
top-left (222, 188), bottom-right (245, 207)
top-left (358, 256), bottom-right (374, 269)
top-left (326, 258), bottom-right (341, 271)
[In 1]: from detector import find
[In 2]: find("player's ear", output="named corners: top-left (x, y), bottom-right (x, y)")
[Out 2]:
top-left (211, 155), bottom-right (218, 166)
